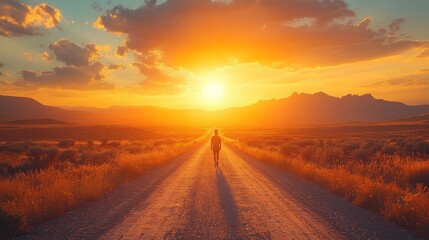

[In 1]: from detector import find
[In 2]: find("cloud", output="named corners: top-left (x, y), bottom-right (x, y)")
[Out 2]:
top-left (41, 51), bottom-right (52, 62)
top-left (415, 49), bottom-right (429, 58)
top-left (370, 70), bottom-right (429, 88)
top-left (91, 1), bottom-right (103, 11)
top-left (0, 0), bottom-right (62, 37)
top-left (23, 52), bottom-right (32, 61)
top-left (108, 64), bottom-right (126, 70)
top-left (0, 63), bottom-right (3, 77)
top-left (49, 39), bottom-right (99, 67)
top-left (96, 0), bottom-right (428, 70)
top-left (389, 18), bottom-right (406, 32)
top-left (16, 62), bottom-right (114, 90)
top-left (116, 45), bottom-right (129, 57)
top-left (11, 40), bottom-right (121, 90)
top-left (132, 51), bottom-right (189, 95)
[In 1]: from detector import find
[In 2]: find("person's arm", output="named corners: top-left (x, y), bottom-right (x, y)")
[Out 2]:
top-left (219, 137), bottom-right (222, 151)
top-left (211, 137), bottom-right (213, 150)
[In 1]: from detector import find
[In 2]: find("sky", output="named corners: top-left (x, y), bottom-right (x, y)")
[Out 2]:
top-left (0, 0), bottom-right (428, 110)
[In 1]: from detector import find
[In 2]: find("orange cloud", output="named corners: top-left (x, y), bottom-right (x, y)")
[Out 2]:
top-left (0, 0), bottom-right (62, 37)
top-left (96, 0), bottom-right (428, 70)
top-left (415, 49), bottom-right (429, 58)
top-left (371, 69), bottom-right (429, 88)
top-left (133, 51), bottom-right (190, 95)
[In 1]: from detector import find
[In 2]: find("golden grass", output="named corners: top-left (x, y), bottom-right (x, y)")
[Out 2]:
top-left (0, 136), bottom-right (206, 237)
top-left (226, 137), bottom-right (429, 237)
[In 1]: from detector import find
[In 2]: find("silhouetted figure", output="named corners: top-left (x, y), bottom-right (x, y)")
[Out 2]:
top-left (211, 129), bottom-right (221, 166)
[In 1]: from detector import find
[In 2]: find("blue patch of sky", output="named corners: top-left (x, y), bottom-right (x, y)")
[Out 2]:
top-left (345, 0), bottom-right (429, 39)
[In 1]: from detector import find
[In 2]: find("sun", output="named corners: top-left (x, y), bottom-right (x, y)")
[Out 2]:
top-left (203, 82), bottom-right (224, 101)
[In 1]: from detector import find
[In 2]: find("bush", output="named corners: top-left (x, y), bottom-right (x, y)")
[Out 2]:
top-left (0, 142), bottom-right (29, 154)
top-left (80, 150), bottom-right (116, 165)
top-left (57, 139), bottom-right (75, 148)
top-left (0, 135), bottom-right (205, 237)
top-left (108, 141), bottom-right (121, 147)
top-left (279, 143), bottom-right (299, 156)
top-left (320, 146), bottom-right (344, 166)
top-left (0, 162), bottom-right (11, 176)
top-left (58, 149), bottom-right (78, 163)
top-left (230, 133), bottom-right (429, 238)
top-left (99, 138), bottom-right (109, 146)
top-left (293, 139), bottom-right (315, 148)
top-left (0, 209), bottom-right (23, 238)
top-left (27, 147), bottom-right (58, 169)
top-left (381, 143), bottom-right (397, 155)
top-left (87, 139), bottom-right (94, 146)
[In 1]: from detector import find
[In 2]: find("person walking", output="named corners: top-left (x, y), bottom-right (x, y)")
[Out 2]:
top-left (211, 129), bottom-right (221, 166)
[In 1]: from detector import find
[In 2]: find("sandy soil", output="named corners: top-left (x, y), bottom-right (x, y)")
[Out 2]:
top-left (21, 143), bottom-right (420, 240)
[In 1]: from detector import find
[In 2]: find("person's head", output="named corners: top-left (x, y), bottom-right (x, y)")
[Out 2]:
top-left (214, 129), bottom-right (219, 135)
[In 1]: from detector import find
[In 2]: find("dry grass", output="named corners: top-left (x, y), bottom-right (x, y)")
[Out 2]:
top-left (225, 128), bottom-right (429, 238)
top-left (0, 132), bottom-right (207, 238)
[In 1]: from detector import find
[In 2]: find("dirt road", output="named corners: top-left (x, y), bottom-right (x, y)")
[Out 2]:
top-left (22, 143), bottom-right (419, 239)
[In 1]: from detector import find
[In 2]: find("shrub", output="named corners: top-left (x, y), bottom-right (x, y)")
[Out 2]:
top-left (99, 138), bottom-right (109, 146)
top-left (228, 133), bottom-right (429, 238)
top-left (57, 139), bottom-right (75, 148)
top-left (58, 150), bottom-right (78, 163)
top-left (27, 147), bottom-right (58, 169)
top-left (279, 143), bottom-right (299, 156)
top-left (86, 140), bottom-right (94, 146)
top-left (0, 209), bottom-right (23, 239)
top-left (108, 141), bottom-right (121, 147)
top-left (0, 162), bottom-right (11, 176)
top-left (320, 146), bottom-right (344, 166)
top-left (0, 135), bottom-right (205, 237)
top-left (80, 150), bottom-right (117, 165)
top-left (293, 139), bottom-right (315, 148)
top-left (381, 143), bottom-right (397, 155)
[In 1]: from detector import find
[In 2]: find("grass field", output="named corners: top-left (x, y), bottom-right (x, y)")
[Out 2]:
top-left (0, 123), bottom-right (207, 238)
top-left (224, 121), bottom-right (429, 237)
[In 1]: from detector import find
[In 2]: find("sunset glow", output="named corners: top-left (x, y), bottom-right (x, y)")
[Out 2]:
top-left (1, 1), bottom-right (429, 238)
top-left (203, 82), bottom-right (224, 102)
top-left (0, 0), bottom-right (428, 109)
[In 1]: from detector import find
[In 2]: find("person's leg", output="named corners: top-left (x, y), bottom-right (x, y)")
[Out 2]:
top-left (213, 151), bottom-right (217, 165)
top-left (215, 150), bottom-right (219, 165)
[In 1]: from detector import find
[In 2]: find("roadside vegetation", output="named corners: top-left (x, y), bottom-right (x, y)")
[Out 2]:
top-left (225, 125), bottom-right (429, 238)
top-left (0, 129), bottom-right (206, 238)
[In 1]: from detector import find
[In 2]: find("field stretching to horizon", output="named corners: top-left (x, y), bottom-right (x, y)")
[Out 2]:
top-left (0, 123), bottom-right (207, 238)
top-left (224, 122), bottom-right (429, 237)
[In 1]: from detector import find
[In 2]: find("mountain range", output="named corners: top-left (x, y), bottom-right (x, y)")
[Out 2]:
top-left (1, 92), bottom-right (429, 127)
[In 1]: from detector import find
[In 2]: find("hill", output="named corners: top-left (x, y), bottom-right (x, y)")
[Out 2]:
top-left (0, 95), bottom-right (89, 122)
top-left (1, 93), bottom-right (429, 126)
top-left (394, 113), bottom-right (429, 123)
top-left (0, 119), bottom-right (67, 125)
top-left (216, 92), bottom-right (429, 126)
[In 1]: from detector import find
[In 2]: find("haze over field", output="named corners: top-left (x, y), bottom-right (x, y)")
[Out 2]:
top-left (1, 92), bottom-right (429, 126)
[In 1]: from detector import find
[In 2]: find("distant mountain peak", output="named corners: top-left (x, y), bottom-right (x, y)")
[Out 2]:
top-left (1, 93), bottom-right (429, 126)
top-left (314, 91), bottom-right (329, 96)
top-left (342, 93), bottom-right (375, 100)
